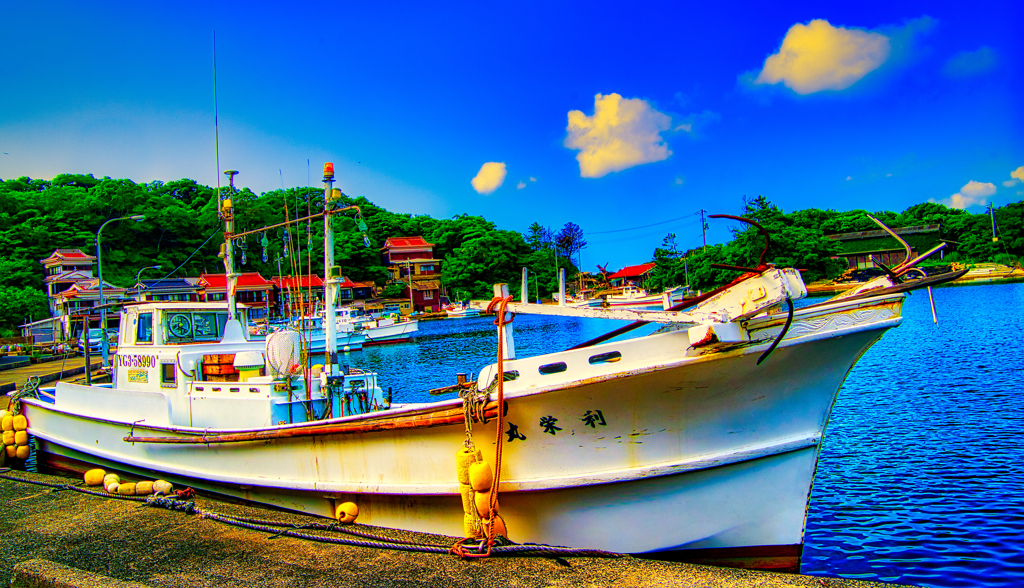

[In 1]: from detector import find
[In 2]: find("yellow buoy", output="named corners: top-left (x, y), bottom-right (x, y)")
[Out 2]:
top-left (1, 415), bottom-right (12, 431)
top-left (460, 484), bottom-right (475, 515)
top-left (5, 445), bottom-right (15, 458)
top-left (84, 469), bottom-right (107, 486)
top-left (135, 481), bottom-right (154, 495)
top-left (474, 489), bottom-right (498, 520)
top-left (14, 430), bottom-right (28, 446)
top-left (335, 501), bottom-right (359, 524)
top-left (153, 480), bottom-right (174, 494)
top-left (1, 431), bottom-right (13, 446)
top-left (481, 514), bottom-right (507, 540)
top-left (455, 447), bottom-right (479, 485)
top-left (117, 482), bottom-right (137, 495)
top-left (463, 512), bottom-right (482, 539)
top-left (15, 445), bottom-right (29, 460)
top-left (103, 473), bottom-right (120, 487)
top-left (468, 461), bottom-right (493, 492)
top-left (105, 482), bottom-right (119, 493)
top-left (13, 415), bottom-right (27, 431)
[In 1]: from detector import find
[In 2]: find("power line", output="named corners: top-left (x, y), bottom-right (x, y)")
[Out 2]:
top-left (586, 212), bottom-right (702, 235)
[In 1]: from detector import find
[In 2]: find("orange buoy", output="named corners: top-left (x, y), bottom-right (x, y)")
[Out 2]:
top-left (468, 461), bottom-right (493, 492)
top-left (335, 501), bottom-right (359, 524)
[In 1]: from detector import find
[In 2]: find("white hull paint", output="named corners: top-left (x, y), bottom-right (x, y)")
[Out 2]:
top-left (360, 319), bottom-right (418, 345)
top-left (23, 293), bottom-right (900, 567)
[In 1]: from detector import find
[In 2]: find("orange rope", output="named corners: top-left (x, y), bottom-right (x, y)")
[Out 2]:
top-left (451, 294), bottom-right (514, 558)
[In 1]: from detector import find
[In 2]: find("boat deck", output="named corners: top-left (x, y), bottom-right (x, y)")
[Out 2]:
top-left (0, 469), bottom-right (913, 588)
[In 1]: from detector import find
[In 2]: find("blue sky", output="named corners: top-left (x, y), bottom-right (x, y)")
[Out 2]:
top-left (2, 1), bottom-right (1021, 271)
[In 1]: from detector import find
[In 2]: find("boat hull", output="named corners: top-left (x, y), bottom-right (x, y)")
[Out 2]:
top-left (360, 320), bottom-right (418, 345)
top-left (22, 296), bottom-right (898, 570)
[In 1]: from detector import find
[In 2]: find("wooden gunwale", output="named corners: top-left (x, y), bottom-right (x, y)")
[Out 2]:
top-left (123, 401), bottom-right (502, 444)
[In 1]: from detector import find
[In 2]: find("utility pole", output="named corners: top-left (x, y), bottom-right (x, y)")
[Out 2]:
top-left (700, 209), bottom-right (708, 252)
top-left (989, 202), bottom-right (998, 242)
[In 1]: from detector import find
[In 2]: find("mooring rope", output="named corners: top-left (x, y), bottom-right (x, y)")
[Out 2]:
top-left (0, 469), bottom-right (621, 560)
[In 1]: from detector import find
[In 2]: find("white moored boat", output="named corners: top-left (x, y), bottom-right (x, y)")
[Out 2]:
top-left (15, 170), bottom-right (965, 572)
top-left (334, 306), bottom-right (418, 345)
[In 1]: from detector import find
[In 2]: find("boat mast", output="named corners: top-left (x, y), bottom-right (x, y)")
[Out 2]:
top-left (323, 163), bottom-right (339, 375)
top-left (223, 170), bottom-right (239, 321)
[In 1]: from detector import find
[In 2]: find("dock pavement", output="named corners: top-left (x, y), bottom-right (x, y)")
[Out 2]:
top-left (0, 468), bottom-right (916, 588)
top-left (0, 361), bottom-right (915, 588)
top-left (0, 356), bottom-right (104, 395)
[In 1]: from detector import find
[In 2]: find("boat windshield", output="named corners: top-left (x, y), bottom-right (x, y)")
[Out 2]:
top-left (165, 311), bottom-right (229, 343)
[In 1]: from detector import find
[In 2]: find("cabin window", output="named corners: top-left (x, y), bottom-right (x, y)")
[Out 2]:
top-left (165, 312), bottom-right (228, 343)
top-left (137, 313), bottom-right (153, 344)
top-left (423, 290), bottom-right (434, 300)
top-left (589, 351), bottom-right (622, 364)
top-left (538, 362), bottom-right (567, 375)
top-left (160, 362), bottom-right (177, 388)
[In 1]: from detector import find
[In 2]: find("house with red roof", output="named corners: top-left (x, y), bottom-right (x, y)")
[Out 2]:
top-left (607, 262), bottom-right (657, 288)
top-left (40, 248), bottom-right (129, 339)
top-left (382, 236), bottom-right (442, 312)
top-left (271, 275), bottom-right (323, 318)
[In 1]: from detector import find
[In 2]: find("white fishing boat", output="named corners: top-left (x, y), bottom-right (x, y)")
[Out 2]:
top-left (294, 314), bottom-right (366, 353)
top-left (599, 284), bottom-right (688, 310)
top-left (14, 172), bottom-right (965, 572)
top-left (444, 302), bottom-right (481, 318)
top-left (334, 306), bottom-right (418, 345)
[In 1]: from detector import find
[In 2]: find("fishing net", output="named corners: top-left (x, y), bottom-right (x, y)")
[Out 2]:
top-left (265, 329), bottom-right (301, 376)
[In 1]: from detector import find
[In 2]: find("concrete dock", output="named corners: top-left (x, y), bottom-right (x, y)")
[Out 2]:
top-left (0, 469), bottom-right (914, 588)
top-left (0, 356), bottom-right (104, 395)
top-left (0, 364), bottom-right (916, 588)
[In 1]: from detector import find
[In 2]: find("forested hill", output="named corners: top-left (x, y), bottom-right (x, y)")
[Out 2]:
top-left (1, 174), bottom-right (1021, 333)
top-left (0, 174), bottom-right (575, 331)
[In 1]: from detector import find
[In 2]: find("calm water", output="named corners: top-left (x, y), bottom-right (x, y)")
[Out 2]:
top-left (349, 282), bottom-right (1024, 587)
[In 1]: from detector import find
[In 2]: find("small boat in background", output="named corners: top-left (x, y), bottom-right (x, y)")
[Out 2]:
top-left (444, 301), bottom-right (481, 318)
top-left (600, 284), bottom-right (688, 310)
top-left (334, 306), bottom-right (418, 345)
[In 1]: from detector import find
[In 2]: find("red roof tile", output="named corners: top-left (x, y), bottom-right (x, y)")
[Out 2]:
top-left (383, 236), bottom-right (434, 249)
top-left (271, 276), bottom-right (324, 289)
top-left (607, 262), bottom-right (656, 280)
top-left (199, 272), bottom-right (272, 291)
top-left (40, 249), bottom-right (96, 265)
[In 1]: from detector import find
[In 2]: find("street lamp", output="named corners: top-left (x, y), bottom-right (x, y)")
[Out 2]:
top-left (134, 265), bottom-right (162, 302)
top-left (97, 214), bottom-right (145, 364)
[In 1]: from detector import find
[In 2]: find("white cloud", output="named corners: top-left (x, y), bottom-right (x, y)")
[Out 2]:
top-left (1005, 180), bottom-right (1018, 188)
top-left (1012, 166), bottom-right (1024, 182)
top-left (516, 181), bottom-right (526, 189)
top-left (931, 180), bottom-right (996, 209)
top-left (529, 177), bottom-right (537, 182)
top-left (753, 19), bottom-right (890, 94)
top-left (564, 93), bottom-right (672, 178)
top-left (846, 176), bottom-right (853, 181)
top-left (943, 47), bottom-right (998, 78)
top-left (470, 162), bottom-right (507, 195)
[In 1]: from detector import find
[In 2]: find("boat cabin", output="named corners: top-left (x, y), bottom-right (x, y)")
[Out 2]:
top-left (112, 302), bottom-right (385, 430)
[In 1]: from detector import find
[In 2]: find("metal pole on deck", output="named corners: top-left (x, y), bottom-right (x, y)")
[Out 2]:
top-left (223, 170), bottom-right (239, 321)
top-left (521, 268), bottom-right (528, 304)
top-left (493, 283), bottom-right (516, 360)
top-left (83, 316), bottom-right (91, 385)
top-left (559, 268), bottom-right (566, 307)
top-left (323, 164), bottom-right (338, 376)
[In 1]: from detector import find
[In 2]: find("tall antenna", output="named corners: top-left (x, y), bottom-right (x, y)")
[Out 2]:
top-left (279, 168), bottom-right (284, 190)
top-left (213, 31), bottom-right (222, 219)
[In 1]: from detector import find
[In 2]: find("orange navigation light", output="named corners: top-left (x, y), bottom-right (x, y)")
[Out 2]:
top-left (323, 162), bottom-right (335, 181)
